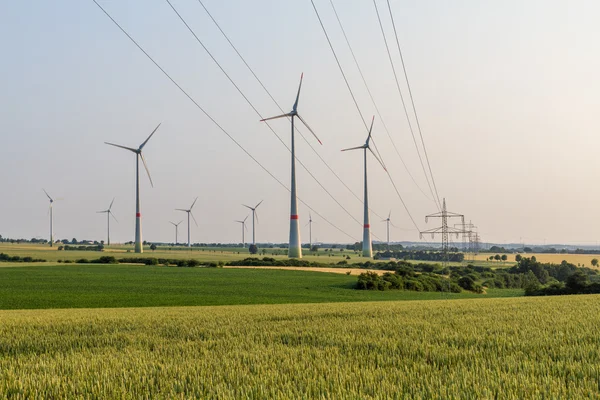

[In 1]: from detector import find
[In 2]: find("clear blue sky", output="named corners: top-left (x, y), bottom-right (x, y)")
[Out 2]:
top-left (1, 0), bottom-right (599, 246)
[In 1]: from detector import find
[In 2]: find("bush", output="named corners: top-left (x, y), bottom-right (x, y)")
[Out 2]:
top-left (458, 276), bottom-right (476, 291)
top-left (76, 259), bottom-right (90, 264)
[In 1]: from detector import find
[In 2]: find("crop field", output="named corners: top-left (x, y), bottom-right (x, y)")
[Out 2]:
top-left (0, 264), bottom-right (520, 310)
top-left (474, 252), bottom-right (600, 268)
top-left (0, 243), bottom-right (497, 267)
top-left (1, 295), bottom-right (599, 398)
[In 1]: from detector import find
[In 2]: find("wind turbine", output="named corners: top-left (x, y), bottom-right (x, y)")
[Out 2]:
top-left (176, 197), bottom-right (198, 248)
top-left (43, 189), bottom-right (61, 247)
top-left (169, 220), bottom-right (183, 245)
top-left (235, 215), bottom-right (249, 248)
top-left (382, 211), bottom-right (395, 251)
top-left (105, 123), bottom-right (161, 253)
top-left (306, 213), bottom-right (314, 249)
top-left (341, 116), bottom-right (386, 258)
top-left (243, 200), bottom-right (263, 245)
top-left (260, 73), bottom-right (322, 259)
top-left (97, 198), bottom-right (118, 246)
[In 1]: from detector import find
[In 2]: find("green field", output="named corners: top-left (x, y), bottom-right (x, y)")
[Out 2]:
top-left (0, 264), bottom-right (521, 310)
top-left (1, 295), bottom-right (599, 398)
top-left (0, 243), bottom-right (502, 267)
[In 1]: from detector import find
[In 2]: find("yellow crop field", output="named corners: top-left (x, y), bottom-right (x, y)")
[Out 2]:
top-left (1, 296), bottom-right (599, 398)
top-left (474, 252), bottom-right (600, 268)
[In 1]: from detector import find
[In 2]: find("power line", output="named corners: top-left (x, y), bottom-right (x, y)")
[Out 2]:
top-left (91, 0), bottom-right (358, 242)
top-left (328, 0), bottom-right (434, 204)
top-left (371, 0), bottom-right (440, 211)
top-left (309, 0), bottom-right (422, 233)
top-left (163, 0), bottom-right (376, 238)
top-left (386, 0), bottom-right (442, 207)
top-left (195, 0), bottom-right (388, 223)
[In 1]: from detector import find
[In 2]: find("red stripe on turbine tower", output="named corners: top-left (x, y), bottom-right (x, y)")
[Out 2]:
top-left (364, 224), bottom-right (370, 228)
top-left (136, 213), bottom-right (141, 217)
top-left (290, 215), bottom-right (299, 220)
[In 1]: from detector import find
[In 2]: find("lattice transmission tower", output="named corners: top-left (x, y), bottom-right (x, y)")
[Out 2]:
top-left (420, 199), bottom-right (466, 266)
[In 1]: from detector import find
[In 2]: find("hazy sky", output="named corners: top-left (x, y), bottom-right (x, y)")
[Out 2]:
top-left (1, 0), bottom-right (599, 246)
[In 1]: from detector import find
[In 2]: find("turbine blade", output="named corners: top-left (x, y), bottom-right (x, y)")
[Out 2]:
top-left (170, 221), bottom-right (177, 226)
top-left (105, 142), bottom-right (137, 153)
top-left (292, 72), bottom-right (303, 112)
top-left (109, 197), bottom-right (115, 211)
top-left (296, 114), bottom-right (322, 145)
top-left (260, 113), bottom-right (291, 122)
top-left (368, 147), bottom-right (387, 172)
top-left (110, 211), bottom-right (118, 223)
top-left (139, 123), bottom-right (161, 150)
top-left (366, 115), bottom-right (375, 145)
top-left (341, 145), bottom-right (365, 152)
top-left (190, 212), bottom-right (198, 227)
top-left (43, 188), bottom-right (52, 201)
top-left (139, 154), bottom-right (154, 187)
top-left (190, 197), bottom-right (199, 210)
top-left (255, 200), bottom-right (264, 209)
top-left (388, 210), bottom-right (392, 220)
top-left (242, 204), bottom-right (253, 210)
top-left (178, 220), bottom-right (183, 225)
top-left (243, 215), bottom-right (249, 223)
top-left (175, 209), bottom-right (188, 212)
top-left (255, 210), bottom-right (259, 224)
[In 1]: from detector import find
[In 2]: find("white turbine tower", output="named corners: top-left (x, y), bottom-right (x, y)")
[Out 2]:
top-left (260, 74), bottom-right (322, 258)
top-left (306, 213), bottom-right (314, 249)
top-left (341, 116), bottom-right (386, 258)
top-left (382, 211), bottom-right (395, 251)
top-left (43, 189), bottom-right (61, 247)
top-left (176, 197), bottom-right (198, 248)
top-left (105, 123), bottom-right (161, 253)
top-left (97, 198), bottom-right (118, 246)
top-left (242, 200), bottom-right (263, 245)
top-left (169, 220), bottom-right (183, 245)
top-left (235, 215), bottom-right (249, 248)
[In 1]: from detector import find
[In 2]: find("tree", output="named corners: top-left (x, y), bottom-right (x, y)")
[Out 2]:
top-left (592, 258), bottom-right (598, 267)
top-left (501, 254), bottom-right (507, 263)
top-left (249, 244), bottom-right (258, 255)
top-left (150, 243), bottom-right (157, 251)
top-left (515, 254), bottom-right (522, 262)
top-left (566, 271), bottom-right (590, 292)
top-left (494, 254), bottom-right (501, 262)
top-left (310, 245), bottom-right (319, 252)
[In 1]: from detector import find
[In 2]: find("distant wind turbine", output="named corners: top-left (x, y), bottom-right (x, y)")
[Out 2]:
top-left (341, 116), bottom-right (386, 258)
top-left (43, 189), bottom-right (62, 247)
top-left (306, 213), bottom-right (314, 249)
top-left (260, 74), bottom-right (322, 259)
top-left (169, 220), bottom-right (183, 245)
top-left (105, 123), bottom-right (161, 253)
top-left (243, 200), bottom-right (263, 245)
top-left (97, 198), bottom-right (118, 246)
top-left (176, 197), bottom-right (198, 248)
top-left (235, 215), bottom-right (249, 248)
top-left (382, 211), bottom-right (395, 251)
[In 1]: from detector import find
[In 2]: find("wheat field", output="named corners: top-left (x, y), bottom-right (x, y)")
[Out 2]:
top-left (1, 295), bottom-right (599, 398)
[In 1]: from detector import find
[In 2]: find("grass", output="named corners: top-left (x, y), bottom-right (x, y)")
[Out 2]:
top-left (1, 295), bottom-right (599, 398)
top-left (0, 264), bottom-right (521, 310)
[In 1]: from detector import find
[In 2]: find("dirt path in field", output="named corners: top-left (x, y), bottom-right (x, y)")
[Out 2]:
top-left (223, 266), bottom-right (387, 275)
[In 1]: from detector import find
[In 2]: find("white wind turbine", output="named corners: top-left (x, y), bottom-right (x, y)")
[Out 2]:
top-left (105, 123), bottom-right (161, 253)
top-left (176, 197), bottom-right (198, 248)
top-left (235, 215), bottom-right (249, 248)
top-left (306, 213), bottom-right (314, 249)
top-left (260, 74), bottom-right (322, 258)
top-left (341, 116), bottom-right (386, 258)
top-left (382, 210), bottom-right (396, 251)
top-left (43, 189), bottom-right (62, 247)
top-left (169, 220), bottom-right (183, 245)
top-left (97, 198), bottom-right (118, 246)
top-left (242, 200), bottom-right (263, 245)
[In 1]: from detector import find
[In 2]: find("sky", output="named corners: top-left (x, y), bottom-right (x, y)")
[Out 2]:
top-left (1, 0), bottom-right (599, 246)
